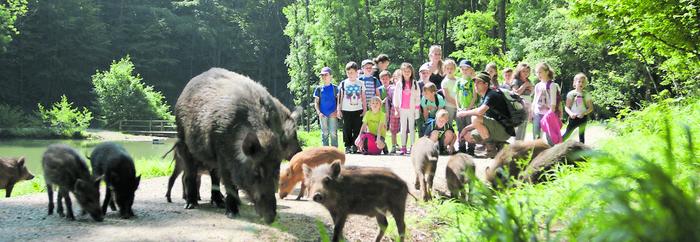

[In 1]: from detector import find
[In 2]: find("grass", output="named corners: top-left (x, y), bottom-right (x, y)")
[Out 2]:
top-left (422, 97), bottom-right (700, 241)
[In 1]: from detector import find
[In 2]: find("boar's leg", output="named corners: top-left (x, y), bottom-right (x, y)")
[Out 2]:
top-left (220, 168), bottom-right (241, 218)
top-left (101, 186), bottom-right (112, 214)
top-left (209, 168), bottom-right (225, 208)
top-left (5, 180), bottom-right (14, 197)
top-left (390, 201), bottom-right (407, 242)
top-left (426, 170), bottom-right (436, 200)
top-left (177, 145), bottom-right (199, 209)
top-left (165, 160), bottom-right (182, 203)
top-left (61, 188), bottom-right (75, 220)
top-left (331, 213), bottom-right (348, 242)
top-left (418, 172), bottom-right (429, 201)
top-left (296, 181), bottom-right (306, 200)
top-left (47, 185), bottom-right (54, 215)
top-left (56, 188), bottom-right (65, 217)
top-left (375, 215), bottom-right (388, 242)
top-left (414, 176), bottom-right (420, 190)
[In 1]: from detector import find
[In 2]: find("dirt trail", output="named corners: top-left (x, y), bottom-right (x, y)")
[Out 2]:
top-left (0, 125), bottom-right (612, 241)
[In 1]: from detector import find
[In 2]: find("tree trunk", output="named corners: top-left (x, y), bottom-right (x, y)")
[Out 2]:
top-left (434, 0), bottom-right (440, 42)
top-left (497, 0), bottom-right (507, 53)
top-left (442, 0), bottom-right (448, 53)
top-left (365, 0), bottom-right (375, 51)
top-left (419, 0), bottom-right (425, 61)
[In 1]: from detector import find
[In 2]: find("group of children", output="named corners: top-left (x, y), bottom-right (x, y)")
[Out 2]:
top-left (313, 45), bottom-right (594, 156)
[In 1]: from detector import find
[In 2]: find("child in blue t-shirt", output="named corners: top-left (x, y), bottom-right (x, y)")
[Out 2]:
top-left (360, 59), bottom-right (381, 109)
top-left (313, 67), bottom-right (339, 147)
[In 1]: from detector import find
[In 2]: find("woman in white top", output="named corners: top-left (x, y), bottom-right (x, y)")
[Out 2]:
top-left (531, 62), bottom-right (560, 139)
top-left (562, 73), bottom-right (594, 143)
top-left (392, 62), bottom-right (421, 155)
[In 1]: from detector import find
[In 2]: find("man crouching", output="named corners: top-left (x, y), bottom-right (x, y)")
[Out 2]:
top-left (456, 71), bottom-right (515, 158)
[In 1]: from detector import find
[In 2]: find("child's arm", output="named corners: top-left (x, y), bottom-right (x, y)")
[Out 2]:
top-left (564, 92), bottom-right (575, 118)
top-left (337, 86), bottom-right (344, 118)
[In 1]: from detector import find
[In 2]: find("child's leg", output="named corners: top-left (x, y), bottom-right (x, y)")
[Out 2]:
top-left (562, 117), bottom-right (583, 142)
top-left (578, 119), bottom-right (588, 143)
top-left (342, 111), bottom-right (353, 151)
top-left (350, 111), bottom-right (363, 149)
top-left (400, 109), bottom-right (410, 148)
top-left (329, 117), bottom-right (338, 147)
top-left (532, 113), bottom-right (544, 139)
top-left (319, 116), bottom-right (329, 146)
top-left (444, 130), bottom-right (456, 154)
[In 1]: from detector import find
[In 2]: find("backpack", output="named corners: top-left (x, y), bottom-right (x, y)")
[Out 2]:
top-left (496, 88), bottom-right (527, 128)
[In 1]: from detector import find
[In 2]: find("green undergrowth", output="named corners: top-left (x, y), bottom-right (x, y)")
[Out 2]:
top-left (426, 97), bottom-right (700, 241)
top-left (2, 157), bottom-right (174, 198)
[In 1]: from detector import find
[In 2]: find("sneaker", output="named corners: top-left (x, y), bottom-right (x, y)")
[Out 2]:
top-left (351, 146), bottom-right (358, 154)
top-left (345, 147), bottom-right (351, 154)
top-left (391, 145), bottom-right (398, 154)
top-left (398, 147), bottom-right (407, 155)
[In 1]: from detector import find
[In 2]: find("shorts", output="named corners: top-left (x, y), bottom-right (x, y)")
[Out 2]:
top-left (471, 116), bottom-right (511, 143)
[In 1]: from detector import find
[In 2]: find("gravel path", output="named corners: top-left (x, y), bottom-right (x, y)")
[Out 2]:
top-left (0, 125), bottom-right (611, 241)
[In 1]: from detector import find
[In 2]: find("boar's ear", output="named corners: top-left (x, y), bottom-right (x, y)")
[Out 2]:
top-left (17, 157), bottom-right (25, 166)
top-left (135, 175), bottom-right (141, 188)
top-left (330, 160), bottom-right (342, 179)
top-left (302, 164), bottom-right (312, 180)
top-left (291, 106), bottom-right (302, 123)
top-left (242, 131), bottom-right (263, 158)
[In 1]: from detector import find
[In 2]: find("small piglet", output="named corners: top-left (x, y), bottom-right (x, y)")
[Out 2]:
top-left (90, 142), bottom-right (141, 219)
top-left (445, 153), bottom-right (475, 201)
top-left (411, 137), bottom-right (439, 201)
top-left (279, 146), bottom-right (345, 200)
top-left (0, 157), bottom-right (35, 197)
top-left (304, 161), bottom-right (412, 242)
top-left (42, 144), bottom-right (103, 222)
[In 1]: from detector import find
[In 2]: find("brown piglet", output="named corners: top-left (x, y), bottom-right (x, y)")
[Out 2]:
top-left (445, 153), bottom-right (475, 201)
top-left (0, 157), bottom-right (35, 197)
top-left (278, 147), bottom-right (345, 200)
top-left (304, 161), bottom-right (414, 242)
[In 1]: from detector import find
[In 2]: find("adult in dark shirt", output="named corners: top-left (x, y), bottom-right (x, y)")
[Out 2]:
top-left (456, 72), bottom-right (514, 157)
top-left (372, 54), bottom-right (391, 80)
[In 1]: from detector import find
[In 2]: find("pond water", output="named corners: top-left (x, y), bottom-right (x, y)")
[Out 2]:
top-left (0, 139), bottom-right (176, 175)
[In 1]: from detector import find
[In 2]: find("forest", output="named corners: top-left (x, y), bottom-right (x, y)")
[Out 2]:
top-left (1, 0), bottom-right (697, 127)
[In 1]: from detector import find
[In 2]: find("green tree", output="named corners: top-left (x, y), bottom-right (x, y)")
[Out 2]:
top-left (573, 0), bottom-right (700, 97)
top-left (37, 95), bottom-right (93, 137)
top-left (92, 56), bottom-right (173, 126)
top-left (0, 0), bottom-right (27, 52)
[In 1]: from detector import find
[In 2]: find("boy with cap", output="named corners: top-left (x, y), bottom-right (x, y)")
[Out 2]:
top-left (455, 60), bottom-right (478, 155)
top-left (360, 59), bottom-right (381, 109)
top-left (456, 71), bottom-right (515, 158)
top-left (415, 63), bottom-right (433, 134)
top-left (313, 67), bottom-right (339, 147)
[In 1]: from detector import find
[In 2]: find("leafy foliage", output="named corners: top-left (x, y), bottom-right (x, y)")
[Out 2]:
top-left (37, 95), bottom-right (92, 137)
top-left (0, 0), bottom-right (27, 51)
top-left (427, 97), bottom-right (700, 240)
top-left (92, 56), bottom-right (173, 125)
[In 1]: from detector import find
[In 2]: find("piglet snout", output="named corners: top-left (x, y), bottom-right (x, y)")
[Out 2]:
top-left (313, 193), bottom-right (323, 203)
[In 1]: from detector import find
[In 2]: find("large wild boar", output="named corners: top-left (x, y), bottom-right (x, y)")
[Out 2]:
top-left (445, 153), bottom-right (475, 201)
top-left (304, 161), bottom-right (412, 242)
top-left (272, 98), bottom-right (303, 161)
top-left (163, 141), bottom-right (224, 207)
top-left (175, 68), bottom-right (299, 224)
top-left (411, 137), bottom-right (439, 201)
top-left (89, 142), bottom-right (141, 219)
top-left (42, 144), bottom-right (103, 222)
top-left (492, 139), bottom-right (551, 179)
top-left (0, 157), bottom-right (35, 197)
top-left (518, 139), bottom-right (591, 183)
top-left (279, 147), bottom-right (345, 200)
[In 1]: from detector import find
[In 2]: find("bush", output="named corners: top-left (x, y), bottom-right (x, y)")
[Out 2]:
top-left (37, 95), bottom-right (92, 137)
top-left (0, 103), bottom-right (30, 128)
top-left (92, 56), bottom-right (174, 126)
